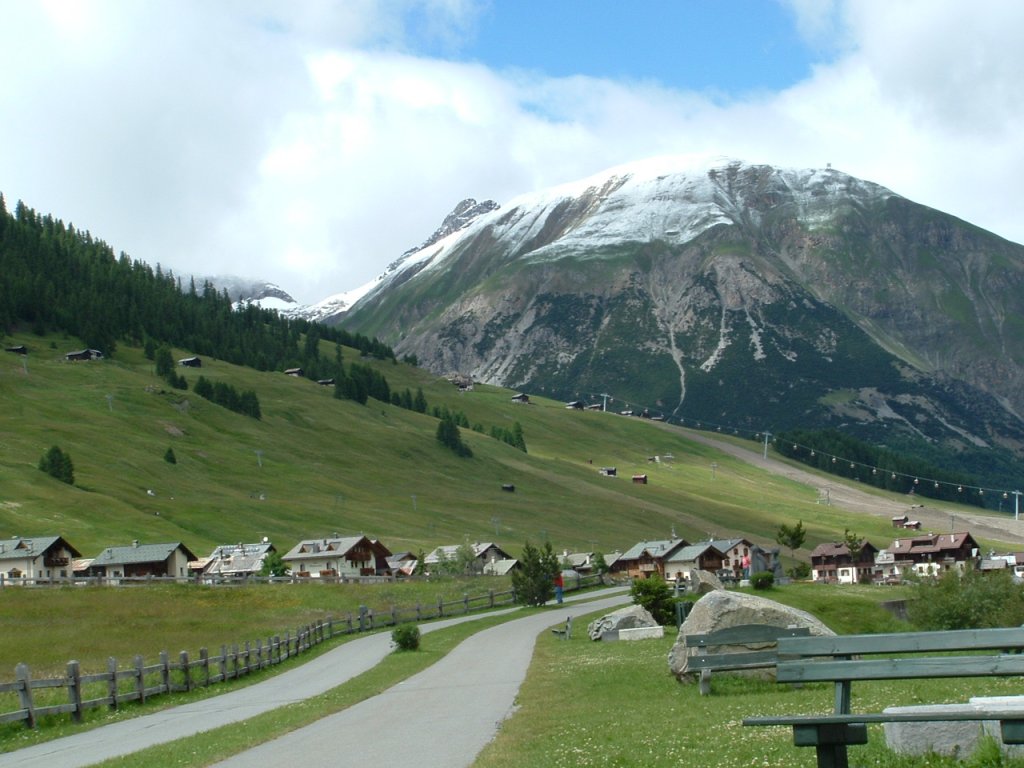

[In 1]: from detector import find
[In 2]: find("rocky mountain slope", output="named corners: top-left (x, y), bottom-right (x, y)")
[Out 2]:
top-left (338, 156), bottom-right (1024, 470)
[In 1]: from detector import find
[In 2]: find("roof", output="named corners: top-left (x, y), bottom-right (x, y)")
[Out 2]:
top-left (424, 542), bottom-right (510, 563)
top-left (619, 539), bottom-right (687, 561)
top-left (889, 532), bottom-right (976, 556)
top-left (282, 535), bottom-right (390, 562)
top-left (666, 543), bottom-right (724, 561)
top-left (482, 558), bottom-right (520, 575)
top-left (0, 536), bottom-right (82, 561)
top-left (810, 539), bottom-right (879, 559)
top-left (203, 542), bottom-right (275, 575)
top-left (93, 542), bottom-right (197, 566)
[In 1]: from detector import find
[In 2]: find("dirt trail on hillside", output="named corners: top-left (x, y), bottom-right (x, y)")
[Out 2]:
top-left (676, 428), bottom-right (1024, 549)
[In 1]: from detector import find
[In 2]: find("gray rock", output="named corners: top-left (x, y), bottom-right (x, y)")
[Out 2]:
top-left (587, 604), bottom-right (658, 640)
top-left (688, 568), bottom-right (724, 594)
top-left (668, 590), bottom-right (834, 681)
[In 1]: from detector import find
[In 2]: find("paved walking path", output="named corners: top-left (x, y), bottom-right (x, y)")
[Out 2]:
top-left (213, 591), bottom-right (631, 768)
top-left (0, 588), bottom-right (628, 768)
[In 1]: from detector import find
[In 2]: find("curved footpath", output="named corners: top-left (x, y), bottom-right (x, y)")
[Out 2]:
top-left (0, 588), bottom-right (629, 768)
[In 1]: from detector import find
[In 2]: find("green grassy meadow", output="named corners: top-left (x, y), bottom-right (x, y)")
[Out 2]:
top-left (2, 329), bottom-right (1015, 563)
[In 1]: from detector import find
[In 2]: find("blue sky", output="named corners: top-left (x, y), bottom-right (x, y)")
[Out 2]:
top-left (449, 2), bottom-right (818, 95)
top-left (1, 1), bottom-right (1022, 304)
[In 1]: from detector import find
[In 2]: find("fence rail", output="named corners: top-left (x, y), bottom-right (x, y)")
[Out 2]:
top-left (0, 573), bottom-right (603, 729)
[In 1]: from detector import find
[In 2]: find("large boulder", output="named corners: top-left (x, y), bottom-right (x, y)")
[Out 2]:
top-left (668, 590), bottom-right (835, 681)
top-left (587, 604), bottom-right (658, 640)
top-left (688, 568), bottom-right (724, 594)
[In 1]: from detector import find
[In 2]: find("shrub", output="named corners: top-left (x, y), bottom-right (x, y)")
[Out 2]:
top-left (787, 562), bottom-right (811, 580)
top-left (392, 623), bottom-right (420, 651)
top-left (39, 445), bottom-right (74, 484)
top-left (750, 571), bottom-right (775, 590)
top-left (629, 575), bottom-right (676, 625)
top-left (164, 447), bottom-right (177, 464)
top-left (908, 568), bottom-right (1024, 630)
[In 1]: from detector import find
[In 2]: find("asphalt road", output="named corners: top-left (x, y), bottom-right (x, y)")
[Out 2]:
top-left (0, 588), bottom-right (629, 768)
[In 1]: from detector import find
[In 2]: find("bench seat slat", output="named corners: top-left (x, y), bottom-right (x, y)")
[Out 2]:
top-left (746, 711), bottom-right (1024, 727)
top-left (776, 654), bottom-right (1024, 683)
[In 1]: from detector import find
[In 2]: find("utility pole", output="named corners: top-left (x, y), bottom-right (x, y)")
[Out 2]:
top-left (1015, 490), bottom-right (1022, 522)
top-left (762, 432), bottom-right (771, 460)
top-left (600, 393), bottom-right (610, 412)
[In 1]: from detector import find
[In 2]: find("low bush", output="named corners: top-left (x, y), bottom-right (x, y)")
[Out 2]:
top-left (391, 623), bottom-right (421, 651)
top-left (749, 571), bottom-right (774, 590)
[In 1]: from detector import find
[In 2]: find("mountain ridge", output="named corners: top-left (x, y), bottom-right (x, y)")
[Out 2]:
top-left (337, 157), bottom-right (1024, 481)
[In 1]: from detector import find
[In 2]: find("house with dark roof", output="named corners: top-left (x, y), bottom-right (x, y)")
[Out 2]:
top-left (282, 535), bottom-right (392, 578)
top-left (0, 536), bottom-right (81, 583)
top-left (874, 531), bottom-right (980, 581)
top-left (663, 542), bottom-right (725, 583)
top-left (87, 541), bottom-right (198, 580)
top-left (178, 356), bottom-right (202, 368)
top-left (810, 538), bottom-right (879, 584)
top-left (612, 539), bottom-right (688, 579)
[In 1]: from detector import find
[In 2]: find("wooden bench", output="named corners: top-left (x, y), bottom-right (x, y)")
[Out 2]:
top-left (685, 624), bottom-right (811, 695)
top-left (552, 616), bottom-right (573, 640)
top-left (742, 627), bottom-right (1024, 768)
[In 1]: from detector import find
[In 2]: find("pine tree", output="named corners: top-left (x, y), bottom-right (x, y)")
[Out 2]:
top-left (39, 445), bottom-right (74, 484)
top-left (511, 541), bottom-right (559, 606)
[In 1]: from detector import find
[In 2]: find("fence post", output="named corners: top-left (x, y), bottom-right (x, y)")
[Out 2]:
top-left (108, 657), bottom-right (119, 710)
top-left (67, 660), bottom-right (83, 723)
top-left (464, 593), bottom-right (470, 613)
top-left (160, 650), bottom-right (170, 694)
top-left (437, 595), bottom-right (444, 617)
top-left (219, 644), bottom-right (228, 681)
top-left (16, 663), bottom-right (36, 729)
top-left (283, 631), bottom-right (291, 660)
top-left (134, 655), bottom-right (145, 704)
top-left (244, 641), bottom-right (252, 674)
top-left (416, 602), bottom-right (422, 621)
top-left (358, 605), bottom-right (368, 632)
top-left (346, 614), bottom-right (354, 634)
top-left (255, 639), bottom-right (263, 670)
top-left (232, 644), bottom-right (240, 678)
top-left (326, 617), bottom-right (334, 639)
top-left (199, 647), bottom-right (209, 686)
top-left (180, 651), bottom-right (192, 691)
top-left (489, 589), bottom-right (494, 608)
top-left (273, 635), bottom-right (280, 664)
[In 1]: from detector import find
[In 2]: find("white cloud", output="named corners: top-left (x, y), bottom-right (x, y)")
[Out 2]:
top-left (1, 1), bottom-right (1022, 304)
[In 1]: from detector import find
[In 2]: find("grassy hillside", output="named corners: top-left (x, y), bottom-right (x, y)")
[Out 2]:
top-left (0, 329), bottom-right (1017, 561)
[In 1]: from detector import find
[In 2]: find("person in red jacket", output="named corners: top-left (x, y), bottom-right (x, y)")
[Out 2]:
top-left (554, 572), bottom-right (564, 604)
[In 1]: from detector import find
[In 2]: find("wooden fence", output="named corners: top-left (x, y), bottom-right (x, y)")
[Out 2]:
top-left (1, 574), bottom-right (602, 729)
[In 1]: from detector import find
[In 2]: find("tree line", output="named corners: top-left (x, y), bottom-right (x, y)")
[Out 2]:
top-left (0, 194), bottom-right (394, 373)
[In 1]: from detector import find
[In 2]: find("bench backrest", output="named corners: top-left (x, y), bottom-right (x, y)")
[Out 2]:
top-left (685, 623), bottom-right (811, 649)
top-left (775, 626), bottom-right (1024, 713)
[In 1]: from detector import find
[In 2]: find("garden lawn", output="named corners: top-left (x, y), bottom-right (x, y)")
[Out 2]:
top-left (473, 610), bottom-right (1024, 768)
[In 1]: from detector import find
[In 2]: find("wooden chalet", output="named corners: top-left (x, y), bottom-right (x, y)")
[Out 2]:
top-left (810, 539), bottom-right (879, 584)
top-left (178, 356), bottom-right (202, 368)
top-left (0, 536), bottom-right (81, 584)
top-left (613, 539), bottom-right (688, 580)
top-left (663, 542), bottom-right (725, 583)
top-left (282, 535), bottom-right (392, 578)
top-left (86, 541), bottom-right (198, 580)
top-left (874, 531), bottom-right (980, 581)
top-left (5, 345), bottom-right (27, 355)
